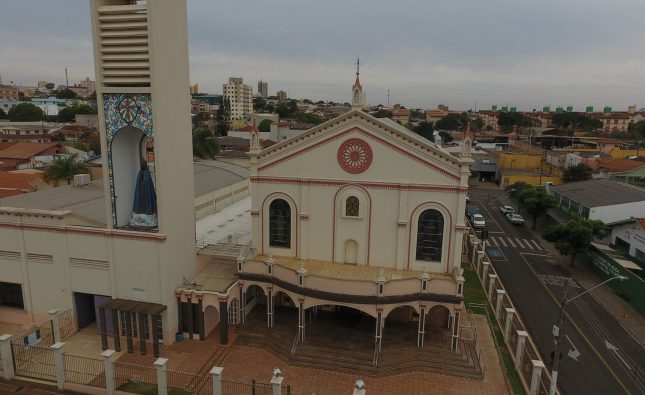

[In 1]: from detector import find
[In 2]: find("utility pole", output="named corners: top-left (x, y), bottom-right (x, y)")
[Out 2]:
top-left (65, 68), bottom-right (69, 87)
top-left (549, 279), bottom-right (570, 395)
top-left (387, 89), bottom-right (390, 108)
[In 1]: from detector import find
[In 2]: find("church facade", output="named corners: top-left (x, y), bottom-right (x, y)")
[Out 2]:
top-left (232, 97), bottom-right (472, 350)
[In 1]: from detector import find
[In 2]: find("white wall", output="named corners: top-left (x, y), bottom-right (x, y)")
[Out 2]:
top-left (611, 222), bottom-right (645, 257)
top-left (591, 201), bottom-right (645, 224)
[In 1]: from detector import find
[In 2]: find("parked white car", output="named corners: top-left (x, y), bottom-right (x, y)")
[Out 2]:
top-left (471, 214), bottom-right (486, 229)
top-left (499, 205), bottom-right (515, 215)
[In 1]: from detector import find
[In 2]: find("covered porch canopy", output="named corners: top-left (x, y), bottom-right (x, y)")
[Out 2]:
top-left (98, 298), bottom-right (166, 358)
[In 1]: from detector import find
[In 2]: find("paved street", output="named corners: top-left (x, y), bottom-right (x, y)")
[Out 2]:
top-left (468, 187), bottom-right (645, 395)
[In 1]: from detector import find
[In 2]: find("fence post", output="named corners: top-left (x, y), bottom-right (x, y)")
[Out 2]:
top-left (530, 359), bottom-right (545, 395)
top-left (514, 330), bottom-right (529, 366)
top-left (503, 308), bottom-right (515, 341)
top-left (50, 342), bottom-right (65, 390)
top-left (495, 289), bottom-right (506, 318)
top-left (210, 366), bottom-right (223, 395)
top-left (487, 274), bottom-right (497, 300)
top-left (102, 349), bottom-right (116, 395)
top-left (48, 309), bottom-right (61, 343)
top-left (271, 369), bottom-right (283, 395)
top-left (481, 261), bottom-right (490, 282)
top-left (0, 334), bottom-right (14, 380)
top-left (353, 379), bottom-right (366, 395)
top-left (154, 358), bottom-right (168, 395)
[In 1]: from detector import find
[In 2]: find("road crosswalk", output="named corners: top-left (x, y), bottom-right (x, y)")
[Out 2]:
top-left (489, 236), bottom-right (542, 250)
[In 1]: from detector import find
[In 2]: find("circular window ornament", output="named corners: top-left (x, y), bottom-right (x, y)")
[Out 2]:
top-left (337, 138), bottom-right (373, 174)
top-left (116, 95), bottom-right (141, 124)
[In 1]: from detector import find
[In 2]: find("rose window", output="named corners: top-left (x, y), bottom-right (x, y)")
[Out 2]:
top-left (337, 138), bottom-right (373, 174)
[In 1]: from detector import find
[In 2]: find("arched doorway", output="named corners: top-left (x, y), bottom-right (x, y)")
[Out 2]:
top-left (204, 305), bottom-right (219, 338)
top-left (244, 284), bottom-right (267, 321)
top-left (383, 305), bottom-right (418, 346)
top-left (427, 305), bottom-right (451, 344)
top-left (344, 240), bottom-right (358, 264)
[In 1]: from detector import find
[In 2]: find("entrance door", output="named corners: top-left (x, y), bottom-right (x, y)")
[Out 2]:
top-left (74, 292), bottom-right (96, 330)
top-left (344, 240), bottom-right (358, 265)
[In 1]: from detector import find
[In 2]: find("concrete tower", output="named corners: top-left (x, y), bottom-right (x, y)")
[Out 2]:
top-left (90, 0), bottom-right (195, 342)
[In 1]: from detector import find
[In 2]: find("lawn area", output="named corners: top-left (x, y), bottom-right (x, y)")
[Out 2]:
top-left (463, 261), bottom-right (526, 395)
top-left (117, 381), bottom-right (193, 395)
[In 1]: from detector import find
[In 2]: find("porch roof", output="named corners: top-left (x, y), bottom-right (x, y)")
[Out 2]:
top-left (181, 259), bottom-right (238, 294)
top-left (254, 254), bottom-right (452, 282)
top-left (98, 298), bottom-right (166, 315)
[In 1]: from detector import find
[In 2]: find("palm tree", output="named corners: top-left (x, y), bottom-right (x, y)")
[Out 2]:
top-left (192, 127), bottom-right (220, 159)
top-left (43, 154), bottom-right (90, 186)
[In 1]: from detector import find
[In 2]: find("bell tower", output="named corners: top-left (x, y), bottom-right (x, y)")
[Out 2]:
top-left (90, 0), bottom-right (195, 340)
top-left (351, 58), bottom-right (365, 108)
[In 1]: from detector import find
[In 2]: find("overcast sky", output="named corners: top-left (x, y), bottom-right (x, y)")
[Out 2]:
top-left (1, 0), bottom-right (644, 110)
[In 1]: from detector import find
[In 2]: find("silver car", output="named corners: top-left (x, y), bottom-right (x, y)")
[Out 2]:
top-left (506, 213), bottom-right (525, 225)
top-left (471, 213), bottom-right (486, 229)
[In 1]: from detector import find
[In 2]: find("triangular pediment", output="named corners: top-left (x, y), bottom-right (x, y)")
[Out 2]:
top-left (256, 110), bottom-right (465, 185)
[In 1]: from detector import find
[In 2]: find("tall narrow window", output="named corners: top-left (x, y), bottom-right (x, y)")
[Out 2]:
top-left (416, 209), bottom-right (444, 261)
top-left (269, 199), bottom-right (291, 248)
top-left (228, 298), bottom-right (239, 324)
top-left (345, 196), bottom-right (360, 217)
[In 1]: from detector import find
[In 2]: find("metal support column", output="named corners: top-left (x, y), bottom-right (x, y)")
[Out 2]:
top-left (99, 307), bottom-right (108, 351)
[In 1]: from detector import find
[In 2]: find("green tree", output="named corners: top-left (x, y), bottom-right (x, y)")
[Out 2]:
top-left (258, 119), bottom-right (272, 133)
top-left (438, 131), bottom-right (453, 144)
top-left (497, 112), bottom-right (528, 132)
top-left (8, 102), bottom-right (44, 121)
top-left (373, 109), bottom-right (392, 118)
top-left (413, 121), bottom-right (434, 141)
top-left (518, 186), bottom-right (559, 229)
top-left (296, 112), bottom-right (325, 125)
top-left (552, 113), bottom-right (602, 131)
top-left (0, 108), bottom-right (6, 119)
top-left (563, 164), bottom-right (593, 183)
top-left (471, 116), bottom-right (484, 132)
top-left (43, 154), bottom-right (89, 186)
top-left (192, 127), bottom-right (220, 159)
top-left (253, 97), bottom-right (267, 112)
top-left (215, 99), bottom-right (229, 136)
top-left (57, 104), bottom-right (97, 123)
top-left (627, 120), bottom-right (645, 140)
top-left (55, 88), bottom-right (77, 99)
top-left (543, 219), bottom-right (608, 266)
top-left (505, 181), bottom-right (531, 198)
top-left (435, 113), bottom-right (468, 131)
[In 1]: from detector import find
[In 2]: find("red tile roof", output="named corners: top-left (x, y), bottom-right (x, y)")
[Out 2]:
top-left (0, 171), bottom-right (43, 190)
top-left (0, 143), bottom-right (60, 159)
top-left (392, 109), bottom-right (411, 117)
top-left (0, 189), bottom-right (24, 198)
top-left (597, 158), bottom-right (645, 173)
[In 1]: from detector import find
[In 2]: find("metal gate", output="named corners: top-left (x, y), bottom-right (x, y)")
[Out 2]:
top-left (11, 342), bottom-right (56, 382)
top-left (10, 320), bottom-right (57, 381)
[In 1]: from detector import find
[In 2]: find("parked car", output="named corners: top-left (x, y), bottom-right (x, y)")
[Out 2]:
top-left (466, 205), bottom-right (479, 219)
top-left (544, 182), bottom-right (554, 188)
top-left (499, 205), bottom-right (515, 215)
top-left (506, 213), bottom-right (525, 225)
top-left (471, 213), bottom-right (486, 229)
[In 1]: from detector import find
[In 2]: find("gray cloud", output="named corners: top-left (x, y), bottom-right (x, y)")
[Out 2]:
top-left (1, 0), bottom-right (644, 110)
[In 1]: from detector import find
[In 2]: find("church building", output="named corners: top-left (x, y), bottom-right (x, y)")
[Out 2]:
top-left (176, 67), bottom-right (474, 361)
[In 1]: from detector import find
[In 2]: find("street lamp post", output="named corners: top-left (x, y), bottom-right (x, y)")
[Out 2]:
top-left (548, 275), bottom-right (627, 395)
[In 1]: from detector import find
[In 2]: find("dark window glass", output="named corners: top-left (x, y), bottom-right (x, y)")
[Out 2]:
top-left (269, 199), bottom-right (291, 248)
top-left (345, 196), bottom-right (360, 217)
top-left (0, 282), bottom-right (24, 309)
top-left (416, 209), bottom-right (444, 261)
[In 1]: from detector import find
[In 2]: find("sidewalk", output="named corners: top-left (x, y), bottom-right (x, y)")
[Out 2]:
top-left (526, 219), bottom-right (645, 348)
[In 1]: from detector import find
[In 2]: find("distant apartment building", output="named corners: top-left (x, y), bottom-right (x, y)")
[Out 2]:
top-left (0, 122), bottom-right (57, 143)
top-left (223, 77), bottom-right (253, 120)
top-left (0, 83), bottom-right (19, 101)
top-left (391, 108), bottom-right (411, 126)
top-left (257, 79), bottom-right (268, 98)
top-left (592, 112), bottom-right (631, 133)
top-left (276, 90), bottom-right (287, 101)
top-left (190, 83), bottom-right (199, 94)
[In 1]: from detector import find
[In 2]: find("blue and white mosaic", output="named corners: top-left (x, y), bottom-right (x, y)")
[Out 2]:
top-left (103, 93), bottom-right (153, 142)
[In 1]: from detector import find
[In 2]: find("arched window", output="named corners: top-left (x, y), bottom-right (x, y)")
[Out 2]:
top-left (228, 299), bottom-right (239, 324)
top-left (345, 196), bottom-right (360, 217)
top-left (416, 209), bottom-right (444, 261)
top-left (269, 199), bottom-right (291, 248)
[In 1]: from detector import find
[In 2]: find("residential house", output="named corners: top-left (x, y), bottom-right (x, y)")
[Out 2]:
top-left (0, 142), bottom-right (64, 171)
